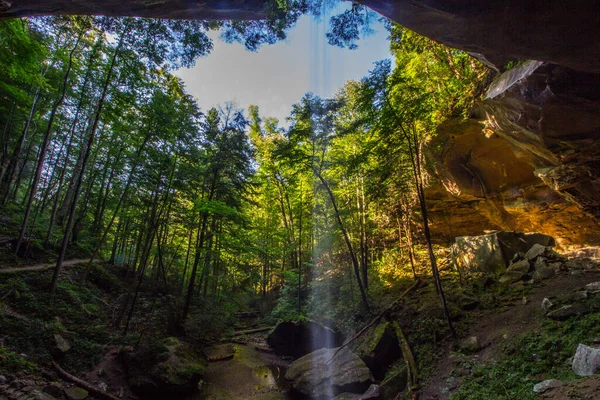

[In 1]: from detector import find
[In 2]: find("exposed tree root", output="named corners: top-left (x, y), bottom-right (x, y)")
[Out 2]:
top-left (52, 360), bottom-right (122, 400)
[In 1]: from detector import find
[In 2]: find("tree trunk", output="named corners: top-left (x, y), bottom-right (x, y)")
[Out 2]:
top-left (404, 125), bottom-right (456, 339)
top-left (50, 25), bottom-right (127, 293)
top-left (312, 166), bottom-right (369, 311)
top-left (15, 33), bottom-right (82, 255)
top-left (1, 89), bottom-right (40, 203)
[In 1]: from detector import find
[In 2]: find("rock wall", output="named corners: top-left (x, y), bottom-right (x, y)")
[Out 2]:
top-left (1, 1), bottom-right (599, 74)
top-left (425, 61), bottom-right (600, 246)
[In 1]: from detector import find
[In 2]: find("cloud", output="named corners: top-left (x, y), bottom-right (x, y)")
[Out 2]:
top-left (174, 5), bottom-right (391, 126)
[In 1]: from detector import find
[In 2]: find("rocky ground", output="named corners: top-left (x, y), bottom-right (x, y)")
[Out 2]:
top-left (420, 246), bottom-right (600, 399)
top-left (2, 241), bottom-right (600, 400)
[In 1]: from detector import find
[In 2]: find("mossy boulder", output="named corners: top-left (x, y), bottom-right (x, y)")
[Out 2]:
top-left (351, 321), bottom-right (402, 380)
top-left (64, 387), bottom-right (88, 400)
top-left (122, 337), bottom-right (206, 399)
top-left (285, 347), bottom-right (373, 399)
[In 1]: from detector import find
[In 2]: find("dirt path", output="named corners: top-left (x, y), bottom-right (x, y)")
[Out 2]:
top-left (419, 270), bottom-right (600, 399)
top-left (0, 258), bottom-right (89, 274)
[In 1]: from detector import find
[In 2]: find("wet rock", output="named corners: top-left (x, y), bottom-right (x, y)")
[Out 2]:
top-left (98, 382), bottom-right (108, 392)
top-left (572, 344), bottom-right (600, 376)
top-left (64, 387), bottom-right (88, 400)
top-left (533, 267), bottom-right (555, 281)
top-left (267, 321), bottom-right (343, 358)
top-left (460, 336), bottom-right (481, 353)
top-left (351, 321), bottom-right (402, 380)
top-left (333, 393), bottom-right (362, 400)
top-left (333, 384), bottom-right (381, 400)
top-left (122, 337), bottom-right (206, 398)
top-left (0, 375), bottom-right (6, 385)
top-left (359, 384), bottom-right (380, 399)
top-left (285, 347), bottom-right (373, 399)
top-left (507, 259), bottom-right (531, 273)
top-left (533, 379), bottom-right (561, 394)
top-left (541, 297), bottom-right (554, 312)
top-left (546, 304), bottom-right (589, 320)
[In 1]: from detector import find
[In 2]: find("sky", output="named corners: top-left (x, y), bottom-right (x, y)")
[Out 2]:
top-left (174, 3), bottom-right (392, 127)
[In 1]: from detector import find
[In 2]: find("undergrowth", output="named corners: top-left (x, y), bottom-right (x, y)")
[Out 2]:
top-left (452, 294), bottom-right (600, 399)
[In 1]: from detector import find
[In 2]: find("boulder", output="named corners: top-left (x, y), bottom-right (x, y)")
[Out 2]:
top-left (534, 257), bottom-right (548, 269)
top-left (459, 336), bottom-right (481, 353)
top-left (533, 379), bottom-right (561, 394)
top-left (546, 304), bottom-right (589, 321)
top-left (121, 337), bottom-right (206, 399)
top-left (533, 267), bottom-right (555, 281)
top-left (549, 262), bottom-right (564, 272)
top-left (541, 297), bottom-right (554, 312)
top-left (572, 344), bottom-right (600, 376)
top-left (525, 244), bottom-right (547, 261)
top-left (351, 321), bottom-right (402, 380)
top-left (51, 334), bottom-right (71, 359)
top-left (285, 347), bottom-right (373, 399)
top-left (333, 384), bottom-right (380, 400)
top-left (43, 384), bottom-right (63, 398)
top-left (267, 321), bottom-right (343, 358)
top-left (499, 271), bottom-right (525, 284)
top-left (64, 387), bottom-right (88, 400)
top-left (29, 391), bottom-right (57, 400)
top-left (452, 232), bottom-right (555, 274)
top-left (566, 291), bottom-right (588, 302)
top-left (506, 259), bottom-right (531, 273)
top-left (585, 282), bottom-right (600, 293)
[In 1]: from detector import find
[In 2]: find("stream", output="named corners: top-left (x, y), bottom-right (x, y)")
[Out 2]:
top-left (194, 343), bottom-right (294, 400)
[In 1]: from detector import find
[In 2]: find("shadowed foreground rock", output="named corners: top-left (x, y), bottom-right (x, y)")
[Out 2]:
top-left (350, 321), bottom-right (402, 381)
top-left (121, 337), bottom-right (206, 399)
top-left (267, 320), bottom-right (343, 358)
top-left (285, 347), bottom-right (374, 399)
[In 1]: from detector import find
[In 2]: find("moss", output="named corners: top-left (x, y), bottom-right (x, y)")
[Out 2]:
top-left (358, 321), bottom-right (388, 354)
top-left (0, 347), bottom-right (38, 373)
top-left (162, 337), bottom-right (181, 347)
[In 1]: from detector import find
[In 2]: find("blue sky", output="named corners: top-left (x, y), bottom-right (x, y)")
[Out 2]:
top-left (174, 3), bottom-right (391, 126)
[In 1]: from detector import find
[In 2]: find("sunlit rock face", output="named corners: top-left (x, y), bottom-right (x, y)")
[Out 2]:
top-left (425, 61), bottom-right (600, 246)
top-left (1, 1), bottom-right (599, 73)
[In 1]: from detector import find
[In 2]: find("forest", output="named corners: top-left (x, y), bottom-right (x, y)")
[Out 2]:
top-left (1, 4), bottom-right (599, 400)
